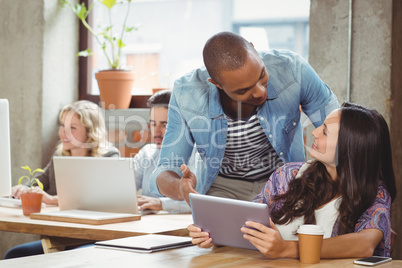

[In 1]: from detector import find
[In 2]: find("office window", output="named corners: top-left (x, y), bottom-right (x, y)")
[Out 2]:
top-left (79, 0), bottom-right (310, 107)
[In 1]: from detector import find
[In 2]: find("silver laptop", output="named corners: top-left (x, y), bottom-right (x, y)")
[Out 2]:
top-left (53, 157), bottom-right (138, 214)
top-left (189, 193), bottom-right (270, 251)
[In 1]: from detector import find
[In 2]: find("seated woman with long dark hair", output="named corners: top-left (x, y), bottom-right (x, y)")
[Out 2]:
top-left (188, 102), bottom-right (396, 258)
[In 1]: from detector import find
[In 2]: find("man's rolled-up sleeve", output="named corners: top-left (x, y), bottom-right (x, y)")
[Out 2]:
top-left (298, 56), bottom-right (339, 127)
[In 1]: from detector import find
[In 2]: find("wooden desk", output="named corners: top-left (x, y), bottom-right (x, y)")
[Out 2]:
top-left (0, 245), bottom-right (401, 267)
top-left (0, 206), bottom-right (192, 252)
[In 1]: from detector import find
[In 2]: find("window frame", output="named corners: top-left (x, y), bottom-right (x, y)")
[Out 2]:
top-left (232, 18), bottom-right (310, 59)
top-left (78, 0), bottom-right (150, 108)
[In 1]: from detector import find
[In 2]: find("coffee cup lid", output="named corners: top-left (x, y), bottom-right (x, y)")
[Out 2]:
top-left (297, 224), bottom-right (325, 235)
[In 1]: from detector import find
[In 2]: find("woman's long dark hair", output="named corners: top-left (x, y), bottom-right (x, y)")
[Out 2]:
top-left (271, 102), bottom-right (396, 235)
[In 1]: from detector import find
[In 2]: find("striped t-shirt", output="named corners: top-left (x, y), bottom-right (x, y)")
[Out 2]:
top-left (219, 112), bottom-right (283, 181)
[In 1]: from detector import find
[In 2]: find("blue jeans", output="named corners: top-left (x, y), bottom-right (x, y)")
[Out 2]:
top-left (3, 240), bottom-right (94, 259)
top-left (3, 240), bottom-right (43, 259)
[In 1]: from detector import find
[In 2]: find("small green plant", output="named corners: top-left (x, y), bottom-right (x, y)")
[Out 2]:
top-left (60, 0), bottom-right (138, 70)
top-left (18, 166), bottom-right (44, 193)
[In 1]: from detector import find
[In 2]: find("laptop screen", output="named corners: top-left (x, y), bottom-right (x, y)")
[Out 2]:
top-left (53, 157), bottom-right (138, 214)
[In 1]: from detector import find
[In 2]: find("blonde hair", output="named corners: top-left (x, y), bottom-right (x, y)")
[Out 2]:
top-left (55, 100), bottom-right (112, 157)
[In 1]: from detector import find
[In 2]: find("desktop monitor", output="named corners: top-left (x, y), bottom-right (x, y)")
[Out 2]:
top-left (0, 99), bottom-right (12, 196)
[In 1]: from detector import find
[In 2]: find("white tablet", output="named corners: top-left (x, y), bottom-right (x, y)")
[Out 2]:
top-left (189, 193), bottom-right (270, 251)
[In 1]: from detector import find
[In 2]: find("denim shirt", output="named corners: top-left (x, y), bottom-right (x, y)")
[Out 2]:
top-left (149, 49), bottom-right (339, 196)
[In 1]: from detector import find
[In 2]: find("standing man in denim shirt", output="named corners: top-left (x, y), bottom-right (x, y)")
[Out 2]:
top-left (149, 31), bottom-right (339, 204)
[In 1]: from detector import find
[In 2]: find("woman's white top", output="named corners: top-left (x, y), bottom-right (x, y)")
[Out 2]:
top-left (276, 196), bottom-right (341, 241)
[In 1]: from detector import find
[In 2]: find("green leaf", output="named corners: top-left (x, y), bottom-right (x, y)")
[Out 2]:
top-left (72, 3), bottom-right (83, 17)
top-left (61, 0), bottom-right (136, 71)
top-left (124, 26), bottom-right (136, 33)
top-left (78, 4), bottom-right (87, 19)
top-left (18, 176), bottom-right (30, 185)
top-left (21, 165), bottom-right (32, 174)
top-left (125, 23), bottom-right (141, 33)
top-left (32, 168), bottom-right (45, 176)
top-left (99, 33), bottom-right (113, 43)
top-left (32, 179), bottom-right (44, 191)
top-left (104, 25), bottom-right (113, 32)
top-left (100, 0), bottom-right (117, 10)
top-left (71, 2), bottom-right (90, 20)
top-left (77, 49), bottom-right (93, 57)
top-left (117, 39), bottom-right (125, 48)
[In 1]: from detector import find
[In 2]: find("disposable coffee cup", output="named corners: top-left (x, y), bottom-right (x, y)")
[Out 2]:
top-left (297, 224), bottom-right (325, 264)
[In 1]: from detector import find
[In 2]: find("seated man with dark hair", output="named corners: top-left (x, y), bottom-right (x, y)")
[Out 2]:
top-left (135, 89), bottom-right (196, 213)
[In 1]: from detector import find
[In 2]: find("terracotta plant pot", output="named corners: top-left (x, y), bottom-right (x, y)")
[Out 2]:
top-left (95, 70), bottom-right (135, 110)
top-left (152, 88), bottom-right (170, 94)
top-left (20, 192), bottom-right (43, 216)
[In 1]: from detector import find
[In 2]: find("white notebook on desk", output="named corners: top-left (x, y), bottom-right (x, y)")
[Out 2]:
top-left (30, 209), bottom-right (141, 225)
top-left (95, 234), bottom-right (194, 253)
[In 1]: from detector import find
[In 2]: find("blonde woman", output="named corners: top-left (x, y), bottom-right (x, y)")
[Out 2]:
top-left (11, 100), bottom-right (119, 205)
top-left (5, 101), bottom-right (119, 259)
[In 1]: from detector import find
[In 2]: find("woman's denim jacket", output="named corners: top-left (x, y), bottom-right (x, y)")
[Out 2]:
top-left (149, 49), bottom-right (339, 196)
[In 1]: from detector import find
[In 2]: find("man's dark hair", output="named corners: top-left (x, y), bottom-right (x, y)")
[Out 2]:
top-left (203, 31), bottom-right (255, 84)
top-left (147, 89), bottom-right (172, 108)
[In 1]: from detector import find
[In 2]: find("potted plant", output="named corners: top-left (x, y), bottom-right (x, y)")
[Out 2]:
top-left (61, 0), bottom-right (138, 109)
top-left (18, 166), bottom-right (45, 216)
